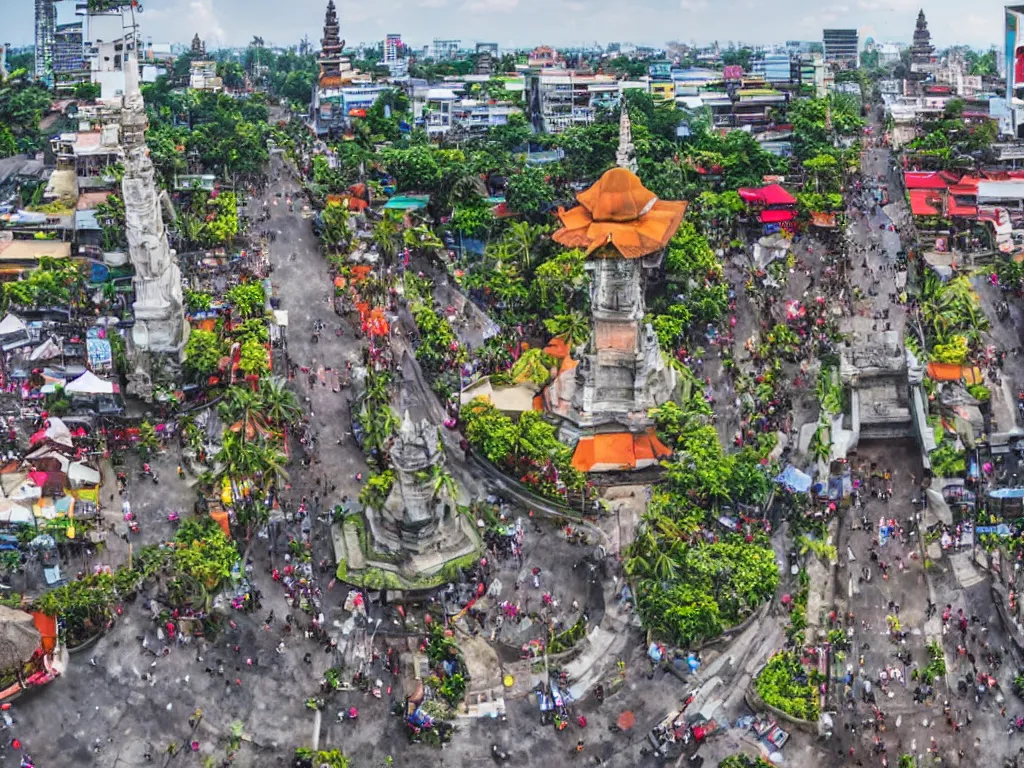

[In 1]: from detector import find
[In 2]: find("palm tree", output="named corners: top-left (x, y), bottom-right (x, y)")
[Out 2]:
top-left (402, 224), bottom-right (443, 256)
top-left (259, 377), bottom-right (301, 426)
top-left (372, 212), bottom-right (402, 268)
top-left (543, 313), bottom-right (590, 349)
top-left (503, 221), bottom-right (548, 272)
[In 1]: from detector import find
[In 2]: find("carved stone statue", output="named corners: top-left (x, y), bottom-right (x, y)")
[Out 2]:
top-left (120, 43), bottom-right (188, 396)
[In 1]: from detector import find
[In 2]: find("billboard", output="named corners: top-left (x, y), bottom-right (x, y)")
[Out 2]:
top-left (1007, 5), bottom-right (1024, 102)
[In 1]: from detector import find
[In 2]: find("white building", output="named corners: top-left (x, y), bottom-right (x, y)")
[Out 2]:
top-left (431, 39), bottom-right (461, 60)
top-left (526, 71), bottom-right (620, 134)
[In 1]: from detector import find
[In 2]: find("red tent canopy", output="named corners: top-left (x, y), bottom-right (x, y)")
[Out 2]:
top-left (759, 209), bottom-right (796, 223)
top-left (738, 183), bottom-right (797, 206)
top-left (909, 189), bottom-right (941, 216)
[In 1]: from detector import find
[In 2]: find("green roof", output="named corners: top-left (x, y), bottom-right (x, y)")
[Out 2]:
top-left (382, 195), bottom-right (430, 210)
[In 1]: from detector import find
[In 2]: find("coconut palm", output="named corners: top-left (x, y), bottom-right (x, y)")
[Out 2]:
top-left (372, 212), bottom-right (402, 268)
top-left (502, 221), bottom-right (548, 272)
top-left (259, 377), bottom-right (301, 426)
top-left (402, 224), bottom-right (443, 255)
top-left (543, 312), bottom-right (590, 349)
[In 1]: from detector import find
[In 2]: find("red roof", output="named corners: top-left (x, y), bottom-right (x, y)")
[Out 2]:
top-left (909, 189), bottom-right (942, 216)
top-left (759, 209), bottom-right (796, 223)
top-left (904, 171), bottom-right (951, 190)
top-left (948, 176), bottom-right (979, 196)
top-left (947, 198), bottom-right (977, 217)
top-left (738, 183), bottom-right (796, 206)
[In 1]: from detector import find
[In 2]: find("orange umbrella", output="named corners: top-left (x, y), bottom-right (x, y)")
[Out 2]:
top-left (617, 711), bottom-right (635, 731)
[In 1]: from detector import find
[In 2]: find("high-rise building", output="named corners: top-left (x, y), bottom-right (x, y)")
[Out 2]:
top-left (823, 28), bottom-right (858, 69)
top-left (383, 33), bottom-right (402, 64)
top-left (35, 0), bottom-right (57, 83)
top-left (53, 20), bottom-right (87, 90)
top-left (431, 39), bottom-right (461, 60)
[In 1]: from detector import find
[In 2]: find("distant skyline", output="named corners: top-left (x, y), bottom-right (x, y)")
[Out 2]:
top-left (3, 0), bottom-right (1004, 52)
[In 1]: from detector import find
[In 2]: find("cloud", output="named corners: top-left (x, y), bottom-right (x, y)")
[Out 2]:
top-left (461, 0), bottom-right (519, 13)
top-left (680, 0), bottom-right (709, 10)
top-left (187, 0), bottom-right (225, 44)
top-left (418, 0), bottom-right (448, 7)
top-left (857, 0), bottom-right (917, 11)
top-left (563, 0), bottom-right (585, 10)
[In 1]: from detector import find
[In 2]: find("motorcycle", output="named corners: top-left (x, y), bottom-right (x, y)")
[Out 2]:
top-left (491, 745), bottom-right (510, 763)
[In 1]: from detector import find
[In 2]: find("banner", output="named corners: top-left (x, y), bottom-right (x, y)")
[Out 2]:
top-left (1008, 6), bottom-right (1024, 103)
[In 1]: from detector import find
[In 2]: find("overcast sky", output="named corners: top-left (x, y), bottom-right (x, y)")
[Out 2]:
top-left (3, 0), bottom-right (1004, 51)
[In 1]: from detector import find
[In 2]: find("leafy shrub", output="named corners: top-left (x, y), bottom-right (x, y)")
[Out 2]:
top-left (226, 283), bottom-right (266, 319)
top-left (754, 652), bottom-right (820, 721)
top-left (184, 329), bottom-right (224, 376)
top-left (930, 442), bottom-right (966, 478)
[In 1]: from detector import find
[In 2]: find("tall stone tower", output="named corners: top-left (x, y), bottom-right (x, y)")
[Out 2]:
top-left (910, 10), bottom-right (933, 66)
top-left (550, 167), bottom-right (685, 470)
top-left (121, 43), bottom-right (189, 399)
top-left (190, 33), bottom-right (206, 58)
top-left (319, 0), bottom-right (345, 81)
top-left (616, 107), bottom-right (638, 174)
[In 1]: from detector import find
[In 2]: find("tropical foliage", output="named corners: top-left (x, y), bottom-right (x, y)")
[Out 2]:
top-left (460, 397), bottom-right (585, 499)
top-left (754, 652), bottom-right (821, 721)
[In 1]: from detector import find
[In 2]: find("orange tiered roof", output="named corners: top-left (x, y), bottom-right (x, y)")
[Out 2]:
top-left (553, 168), bottom-right (687, 259)
top-left (571, 429), bottom-right (671, 472)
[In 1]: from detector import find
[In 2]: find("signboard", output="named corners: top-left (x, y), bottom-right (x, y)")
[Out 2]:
top-left (723, 65), bottom-right (743, 82)
top-left (976, 524), bottom-right (1012, 536)
top-left (1009, 6), bottom-right (1024, 104)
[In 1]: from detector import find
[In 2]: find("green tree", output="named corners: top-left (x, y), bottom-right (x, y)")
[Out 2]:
top-left (505, 166), bottom-right (556, 221)
top-left (184, 329), bottom-right (224, 376)
top-left (321, 201), bottom-right (353, 251)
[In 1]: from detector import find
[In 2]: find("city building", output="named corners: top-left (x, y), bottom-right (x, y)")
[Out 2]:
top-left (799, 52), bottom-right (828, 97)
top-left (526, 70), bottom-right (619, 133)
top-left (474, 50), bottom-right (494, 76)
top-left (189, 59), bottom-right (222, 92)
top-left (53, 19), bottom-right (87, 94)
top-left (875, 42), bottom-right (905, 66)
top-left (420, 89), bottom-right (521, 136)
top-left (384, 33), bottom-right (403, 64)
top-left (431, 39), bottom-right (461, 60)
top-left (476, 42), bottom-right (499, 57)
top-left (528, 46), bottom-right (563, 69)
top-left (823, 28), bottom-right (858, 69)
top-left (753, 53), bottom-right (794, 85)
top-left (34, 0), bottom-right (56, 83)
top-left (84, 6), bottom-right (135, 100)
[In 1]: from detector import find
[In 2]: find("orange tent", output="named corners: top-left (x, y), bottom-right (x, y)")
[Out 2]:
top-left (30, 612), bottom-right (57, 655)
top-left (571, 429), bottom-right (671, 472)
top-left (210, 510), bottom-right (231, 538)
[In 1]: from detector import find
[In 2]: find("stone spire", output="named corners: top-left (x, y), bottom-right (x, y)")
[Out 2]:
top-left (319, 0), bottom-right (345, 79)
top-left (120, 42), bottom-right (189, 399)
top-left (911, 9), bottom-right (933, 65)
top-left (616, 106), bottom-right (638, 174)
top-left (190, 33), bottom-right (206, 58)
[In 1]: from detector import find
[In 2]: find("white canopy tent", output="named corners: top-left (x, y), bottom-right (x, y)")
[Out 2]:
top-left (67, 462), bottom-right (100, 487)
top-left (65, 371), bottom-right (114, 395)
top-left (0, 500), bottom-right (34, 526)
top-left (0, 315), bottom-right (27, 337)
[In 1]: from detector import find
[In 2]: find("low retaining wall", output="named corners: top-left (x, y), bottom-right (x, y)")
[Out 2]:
top-left (743, 683), bottom-right (818, 734)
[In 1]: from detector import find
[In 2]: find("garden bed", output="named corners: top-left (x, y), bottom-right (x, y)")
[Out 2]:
top-left (751, 651), bottom-right (821, 724)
